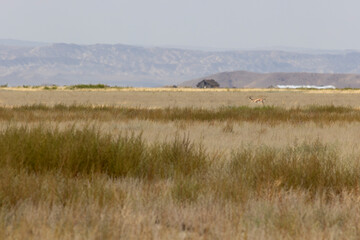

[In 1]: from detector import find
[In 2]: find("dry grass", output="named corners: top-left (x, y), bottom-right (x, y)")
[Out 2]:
top-left (1, 125), bottom-right (360, 239)
top-left (2, 89), bottom-right (360, 239)
top-left (2, 88), bottom-right (360, 108)
top-left (0, 126), bottom-right (208, 180)
top-left (1, 104), bottom-right (360, 124)
top-left (3, 85), bottom-right (360, 92)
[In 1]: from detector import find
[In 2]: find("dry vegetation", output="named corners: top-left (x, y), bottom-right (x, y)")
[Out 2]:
top-left (1, 88), bottom-right (360, 239)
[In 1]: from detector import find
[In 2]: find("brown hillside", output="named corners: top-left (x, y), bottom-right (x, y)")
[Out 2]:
top-left (180, 71), bottom-right (360, 88)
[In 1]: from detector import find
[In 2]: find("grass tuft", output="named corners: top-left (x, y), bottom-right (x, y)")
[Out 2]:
top-left (228, 140), bottom-right (358, 193)
top-left (0, 126), bottom-right (208, 180)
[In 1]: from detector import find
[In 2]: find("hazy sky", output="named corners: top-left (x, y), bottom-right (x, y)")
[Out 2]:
top-left (1, 0), bottom-right (360, 50)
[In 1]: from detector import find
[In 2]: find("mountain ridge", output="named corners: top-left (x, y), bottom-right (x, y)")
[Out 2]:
top-left (1, 41), bottom-right (360, 86)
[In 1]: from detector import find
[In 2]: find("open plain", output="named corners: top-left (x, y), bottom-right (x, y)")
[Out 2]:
top-left (1, 87), bottom-right (360, 239)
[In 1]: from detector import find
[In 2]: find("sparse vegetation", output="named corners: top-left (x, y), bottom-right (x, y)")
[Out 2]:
top-left (1, 124), bottom-right (360, 239)
top-left (2, 89), bottom-right (360, 239)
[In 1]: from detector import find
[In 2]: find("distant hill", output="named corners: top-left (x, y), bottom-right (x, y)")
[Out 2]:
top-left (0, 39), bottom-right (49, 47)
top-left (180, 71), bottom-right (360, 88)
top-left (2, 40), bottom-right (360, 86)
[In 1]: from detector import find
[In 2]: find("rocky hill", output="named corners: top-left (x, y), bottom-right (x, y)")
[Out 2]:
top-left (1, 41), bottom-right (360, 86)
top-left (181, 71), bottom-right (360, 88)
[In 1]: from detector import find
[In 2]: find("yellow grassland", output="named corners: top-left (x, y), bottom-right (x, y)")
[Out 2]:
top-left (1, 88), bottom-right (360, 239)
top-left (2, 87), bottom-right (360, 108)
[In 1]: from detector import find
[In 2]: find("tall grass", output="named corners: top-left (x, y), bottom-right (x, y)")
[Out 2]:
top-left (228, 141), bottom-right (358, 193)
top-left (0, 125), bottom-right (359, 198)
top-left (0, 126), bottom-right (208, 179)
top-left (1, 104), bottom-right (360, 124)
top-left (1, 125), bottom-right (360, 239)
top-left (175, 140), bottom-right (360, 204)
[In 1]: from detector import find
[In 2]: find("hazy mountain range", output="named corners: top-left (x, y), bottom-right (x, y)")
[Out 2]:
top-left (1, 39), bottom-right (360, 87)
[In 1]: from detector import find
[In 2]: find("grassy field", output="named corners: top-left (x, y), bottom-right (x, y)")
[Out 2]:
top-left (1, 88), bottom-right (360, 239)
top-left (2, 87), bottom-right (360, 108)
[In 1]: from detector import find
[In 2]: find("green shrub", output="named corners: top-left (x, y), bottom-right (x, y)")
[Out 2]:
top-left (67, 84), bottom-right (109, 89)
top-left (43, 85), bottom-right (57, 90)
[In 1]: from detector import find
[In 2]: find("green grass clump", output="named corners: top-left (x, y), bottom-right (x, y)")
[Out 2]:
top-left (147, 135), bottom-right (208, 179)
top-left (66, 84), bottom-right (109, 89)
top-left (0, 126), bottom-right (208, 180)
top-left (43, 85), bottom-right (58, 90)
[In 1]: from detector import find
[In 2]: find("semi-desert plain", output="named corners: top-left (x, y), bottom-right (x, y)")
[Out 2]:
top-left (1, 87), bottom-right (360, 239)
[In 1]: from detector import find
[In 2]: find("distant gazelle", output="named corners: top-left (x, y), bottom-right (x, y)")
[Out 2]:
top-left (248, 96), bottom-right (265, 104)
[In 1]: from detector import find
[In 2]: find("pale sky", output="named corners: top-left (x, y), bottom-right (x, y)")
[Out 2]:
top-left (1, 0), bottom-right (360, 50)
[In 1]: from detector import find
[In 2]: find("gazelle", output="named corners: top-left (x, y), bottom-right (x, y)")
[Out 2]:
top-left (248, 96), bottom-right (265, 104)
